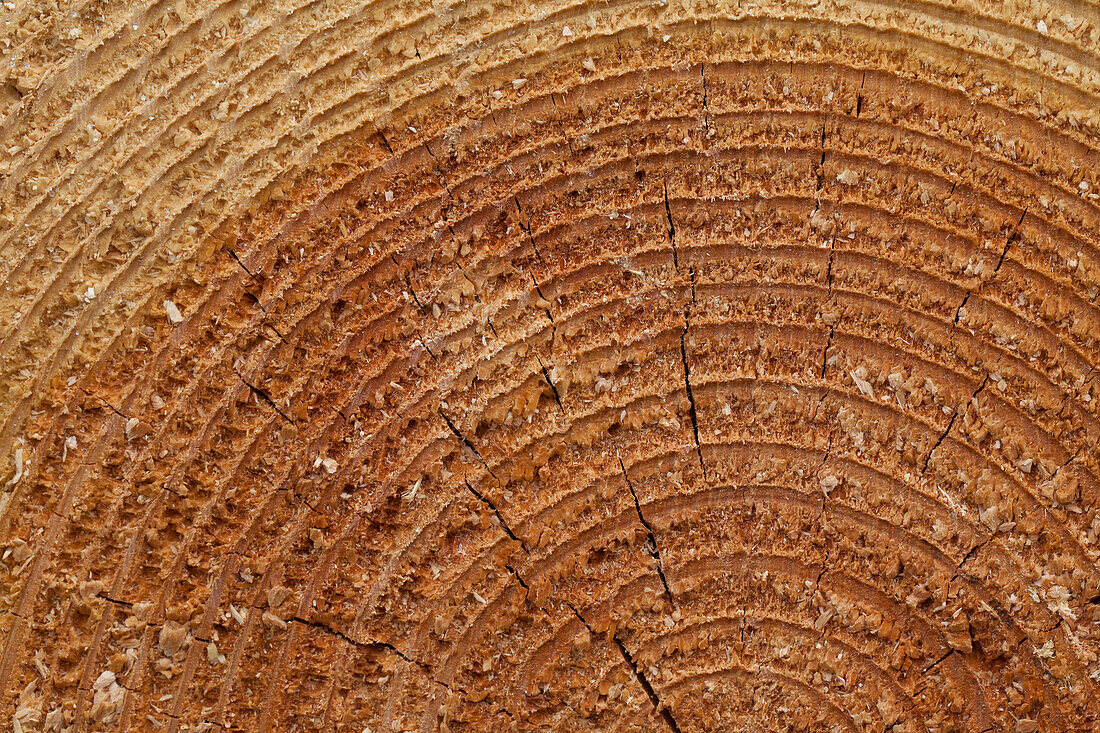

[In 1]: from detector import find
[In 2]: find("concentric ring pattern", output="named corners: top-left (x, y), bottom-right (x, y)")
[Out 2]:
top-left (2, 1), bottom-right (1100, 731)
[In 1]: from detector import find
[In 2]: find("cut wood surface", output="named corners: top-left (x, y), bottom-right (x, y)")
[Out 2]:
top-left (2, 1), bottom-right (1100, 731)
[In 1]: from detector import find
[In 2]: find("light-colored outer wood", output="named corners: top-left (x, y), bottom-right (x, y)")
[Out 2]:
top-left (2, 1), bottom-right (1100, 731)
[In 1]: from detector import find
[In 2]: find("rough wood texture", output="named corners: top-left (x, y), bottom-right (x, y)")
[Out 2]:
top-left (2, 2), bottom-right (1100, 731)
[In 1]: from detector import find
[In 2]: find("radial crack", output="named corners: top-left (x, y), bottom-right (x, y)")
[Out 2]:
top-left (291, 616), bottom-right (449, 687)
top-left (825, 237), bottom-right (836, 291)
top-left (226, 247), bottom-right (259, 281)
top-left (953, 291), bottom-right (971, 325)
top-left (401, 271), bottom-right (427, 315)
top-left (464, 479), bottom-right (528, 552)
top-left (663, 180), bottom-right (678, 269)
top-left (921, 410), bottom-right (957, 474)
top-left (619, 456), bottom-right (675, 607)
top-left (440, 409), bottom-right (499, 482)
top-left (557, 600), bottom-right (682, 732)
top-left (612, 635), bottom-right (683, 733)
top-left (415, 332), bottom-right (437, 361)
top-left (506, 565), bottom-right (529, 587)
top-left (950, 534), bottom-right (991, 585)
top-left (994, 208), bottom-right (1028, 273)
top-left (922, 648), bottom-right (955, 676)
top-left (549, 92), bottom-right (577, 158)
top-left (514, 195), bottom-right (548, 268)
top-left (237, 288), bottom-right (289, 345)
top-left (811, 544), bottom-right (832, 602)
top-left (517, 217), bottom-right (557, 345)
top-left (236, 374), bottom-right (293, 424)
top-left (820, 323), bottom-right (836, 378)
top-left (77, 387), bottom-right (128, 418)
top-left (376, 131), bottom-right (394, 155)
top-left (1049, 444), bottom-right (1083, 481)
top-left (922, 374), bottom-right (987, 473)
top-left (679, 323), bottom-right (708, 481)
top-left (535, 354), bottom-right (565, 412)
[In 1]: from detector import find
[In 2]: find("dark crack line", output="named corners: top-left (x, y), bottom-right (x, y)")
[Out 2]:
top-left (956, 209), bottom-right (1027, 327)
top-left (818, 429), bottom-right (836, 472)
top-left (464, 480), bottom-right (528, 552)
top-left (994, 208), bottom-right (1028, 274)
top-left (952, 291), bottom-right (971, 325)
top-left (504, 565), bottom-right (529, 587)
top-left (440, 409), bottom-right (499, 482)
top-left (994, 240), bottom-right (1012, 274)
top-left (619, 456), bottom-right (675, 607)
top-left (376, 132), bottom-right (394, 156)
top-left (612, 635), bottom-right (683, 733)
top-left (558, 601), bottom-right (681, 733)
top-left (534, 354), bottom-right (565, 413)
top-left (950, 535), bottom-right (991, 586)
top-left (1049, 444), bottom-right (1083, 482)
top-left (400, 273), bottom-right (427, 315)
top-left (819, 229), bottom-right (839, 378)
top-left (226, 247), bottom-right (259, 282)
top-left (523, 262), bottom-right (554, 317)
top-left (921, 648), bottom-right (955, 676)
top-left (922, 374), bottom-right (988, 473)
top-left (809, 385), bottom-right (833, 424)
top-left (811, 543), bottom-right (833, 603)
top-left (263, 321), bottom-right (289, 346)
top-left (820, 323), bottom-right (836, 378)
top-left (415, 331), bottom-right (437, 361)
top-left (237, 288), bottom-right (289, 345)
top-left (921, 410), bottom-right (957, 474)
top-left (663, 180), bottom-right (678, 269)
top-left (236, 373), bottom-right (294, 424)
top-left (549, 93), bottom-right (577, 158)
top-left (326, 398), bottom-right (349, 423)
top-left (514, 195), bottom-right (547, 268)
top-left (806, 122), bottom-right (828, 239)
top-left (291, 616), bottom-right (450, 689)
top-left (969, 372), bottom-right (991, 403)
top-left (514, 195), bottom-right (557, 350)
top-left (958, 536), bottom-right (989, 570)
top-left (533, 286), bottom-right (557, 350)
top-left (457, 266), bottom-right (486, 307)
top-left (77, 387), bottom-right (129, 418)
top-left (679, 324), bottom-right (707, 482)
top-left (421, 142), bottom-right (457, 200)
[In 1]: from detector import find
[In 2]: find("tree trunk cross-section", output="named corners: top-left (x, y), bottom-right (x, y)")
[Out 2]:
top-left (1, 2), bottom-right (1100, 732)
